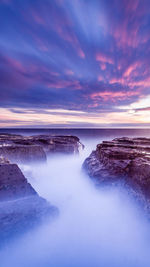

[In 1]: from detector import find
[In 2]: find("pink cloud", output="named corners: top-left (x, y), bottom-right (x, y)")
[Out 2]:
top-left (55, 24), bottom-right (85, 59)
top-left (90, 91), bottom-right (139, 102)
top-left (65, 69), bottom-right (74, 76)
top-left (78, 48), bottom-right (85, 59)
top-left (47, 79), bottom-right (81, 90)
top-left (87, 103), bottom-right (99, 108)
top-left (109, 78), bottom-right (123, 85)
top-left (128, 78), bottom-right (150, 88)
top-left (123, 0), bottom-right (139, 13)
top-left (96, 53), bottom-right (113, 64)
top-left (123, 62), bottom-right (139, 78)
top-left (97, 75), bottom-right (104, 82)
top-left (110, 60), bottom-right (150, 91)
top-left (1, 56), bottom-right (35, 90)
top-left (5, 56), bottom-right (26, 74)
top-left (112, 22), bottom-right (139, 48)
top-left (100, 62), bottom-right (106, 70)
top-left (110, 7), bottom-right (149, 49)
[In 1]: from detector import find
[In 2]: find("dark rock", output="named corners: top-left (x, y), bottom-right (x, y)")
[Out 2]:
top-left (0, 162), bottom-right (37, 200)
top-left (24, 134), bottom-right (83, 154)
top-left (0, 156), bottom-right (10, 164)
top-left (0, 133), bottom-right (83, 242)
top-left (0, 144), bottom-right (46, 163)
top-left (0, 145), bottom-right (46, 164)
top-left (83, 137), bottom-right (150, 215)
top-left (0, 134), bottom-right (83, 163)
top-left (0, 159), bottom-right (58, 244)
top-left (0, 195), bottom-right (57, 244)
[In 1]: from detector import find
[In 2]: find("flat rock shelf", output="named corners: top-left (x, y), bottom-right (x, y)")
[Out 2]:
top-left (0, 133), bottom-right (84, 164)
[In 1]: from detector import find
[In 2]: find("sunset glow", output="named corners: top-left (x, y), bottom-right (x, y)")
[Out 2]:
top-left (0, 0), bottom-right (150, 127)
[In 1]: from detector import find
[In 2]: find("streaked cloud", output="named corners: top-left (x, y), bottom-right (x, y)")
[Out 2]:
top-left (0, 0), bottom-right (150, 127)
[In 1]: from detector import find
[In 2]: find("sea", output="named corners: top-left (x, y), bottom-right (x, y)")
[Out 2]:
top-left (1, 128), bottom-right (150, 267)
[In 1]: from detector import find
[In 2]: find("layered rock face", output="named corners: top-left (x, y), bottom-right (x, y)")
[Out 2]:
top-left (83, 137), bottom-right (150, 213)
top-left (0, 145), bottom-right (46, 164)
top-left (0, 133), bottom-right (82, 243)
top-left (0, 161), bottom-right (36, 200)
top-left (0, 158), bottom-right (57, 243)
top-left (0, 134), bottom-right (83, 163)
top-left (0, 133), bottom-right (83, 202)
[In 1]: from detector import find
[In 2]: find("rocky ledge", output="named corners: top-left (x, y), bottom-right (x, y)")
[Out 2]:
top-left (0, 134), bottom-right (83, 163)
top-left (83, 137), bottom-right (150, 214)
top-left (0, 157), bottom-right (57, 244)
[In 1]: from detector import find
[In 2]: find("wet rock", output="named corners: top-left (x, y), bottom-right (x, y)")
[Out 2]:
top-left (19, 134), bottom-right (83, 154)
top-left (0, 134), bottom-right (83, 163)
top-left (0, 195), bottom-right (57, 244)
top-left (83, 137), bottom-right (150, 214)
top-left (0, 162), bottom-right (37, 200)
top-left (0, 145), bottom-right (46, 164)
top-left (0, 156), bottom-right (10, 164)
top-left (0, 159), bottom-right (57, 244)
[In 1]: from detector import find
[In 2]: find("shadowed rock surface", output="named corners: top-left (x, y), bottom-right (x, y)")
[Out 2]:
top-left (0, 134), bottom-right (83, 163)
top-left (0, 145), bottom-right (46, 164)
top-left (0, 133), bottom-right (82, 244)
top-left (0, 162), bottom-right (36, 200)
top-left (0, 158), bottom-right (58, 244)
top-left (83, 137), bottom-right (150, 214)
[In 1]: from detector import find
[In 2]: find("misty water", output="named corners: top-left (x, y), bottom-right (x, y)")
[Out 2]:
top-left (1, 129), bottom-right (150, 267)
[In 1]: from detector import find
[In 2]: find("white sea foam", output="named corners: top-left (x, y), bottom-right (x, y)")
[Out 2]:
top-left (1, 139), bottom-right (150, 267)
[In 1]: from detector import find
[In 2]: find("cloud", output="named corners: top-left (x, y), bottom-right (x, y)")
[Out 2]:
top-left (90, 91), bottom-right (140, 102)
top-left (0, 0), bottom-right (150, 126)
top-left (96, 53), bottom-right (113, 65)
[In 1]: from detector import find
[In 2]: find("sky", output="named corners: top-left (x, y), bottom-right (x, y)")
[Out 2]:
top-left (0, 0), bottom-right (150, 128)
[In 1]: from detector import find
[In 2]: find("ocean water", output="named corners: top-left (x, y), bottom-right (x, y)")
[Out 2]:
top-left (1, 128), bottom-right (150, 267)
